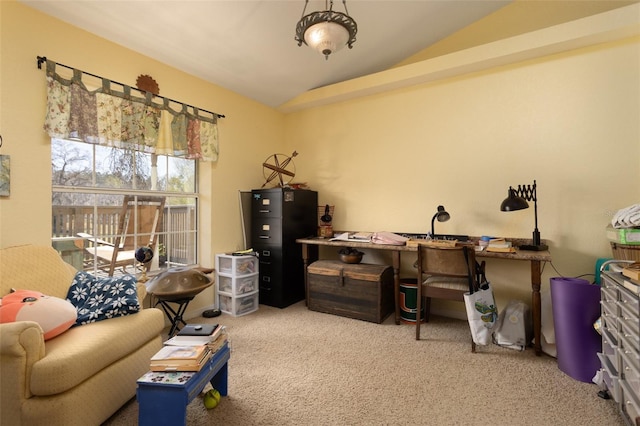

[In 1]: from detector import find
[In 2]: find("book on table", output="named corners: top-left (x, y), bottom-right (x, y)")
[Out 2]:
top-left (178, 323), bottom-right (218, 336)
top-left (622, 263), bottom-right (640, 281)
top-left (164, 324), bottom-right (225, 347)
top-left (150, 344), bottom-right (212, 372)
top-left (138, 370), bottom-right (196, 385)
top-left (486, 238), bottom-right (516, 253)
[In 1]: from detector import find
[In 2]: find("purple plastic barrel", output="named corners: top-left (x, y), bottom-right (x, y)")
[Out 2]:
top-left (550, 277), bottom-right (602, 382)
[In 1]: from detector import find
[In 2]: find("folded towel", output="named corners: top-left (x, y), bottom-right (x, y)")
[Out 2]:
top-left (612, 204), bottom-right (640, 228)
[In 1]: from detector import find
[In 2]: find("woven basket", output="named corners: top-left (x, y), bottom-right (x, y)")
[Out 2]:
top-left (610, 242), bottom-right (640, 262)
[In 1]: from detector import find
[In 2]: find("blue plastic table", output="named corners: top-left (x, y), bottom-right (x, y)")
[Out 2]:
top-left (137, 342), bottom-right (230, 426)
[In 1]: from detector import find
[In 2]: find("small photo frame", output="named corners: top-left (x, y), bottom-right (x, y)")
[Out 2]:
top-left (0, 155), bottom-right (10, 197)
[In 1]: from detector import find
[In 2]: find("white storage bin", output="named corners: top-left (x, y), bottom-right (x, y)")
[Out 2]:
top-left (219, 291), bottom-right (259, 317)
top-left (218, 273), bottom-right (258, 295)
top-left (216, 254), bottom-right (258, 276)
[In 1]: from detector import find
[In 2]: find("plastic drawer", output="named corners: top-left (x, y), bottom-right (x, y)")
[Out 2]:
top-left (601, 287), bottom-right (618, 304)
top-left (216, 255), bottom-right (258, 276)
top-left (619, 286), bottom-right (640, 315)
top-left (620, 333), bottom-right (640, 372)
top-left (602, 300), bottom-right (619, 322)
top-left (217, 273), bottom-right (258, 295)
top-left (620, 380), bottom-right (640, 424)
top-left (602, 275), bottom-right (619, 292)
top-left (619, 319), bottom-right (640, 354)
top-left (602, 309), bottom-right (619, 343)
top-left (620, 301), bottom-right (640, 328)
top-left (620, 349), bottom-right (640, 396)
top-left (598, 352), bottom-right (621, 403)
top-left (219, 291), bottom-right (259, 317)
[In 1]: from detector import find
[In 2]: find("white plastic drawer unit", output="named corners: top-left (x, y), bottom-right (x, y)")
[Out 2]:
top-left (601, 270), bottom-right (640, 424)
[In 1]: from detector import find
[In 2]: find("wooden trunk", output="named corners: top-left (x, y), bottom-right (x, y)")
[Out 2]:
top-left (307, 260), bottom-right (394, 323)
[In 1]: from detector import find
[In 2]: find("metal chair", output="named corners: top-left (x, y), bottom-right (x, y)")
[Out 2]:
top-left (415, 244), bottom-right (484, 352)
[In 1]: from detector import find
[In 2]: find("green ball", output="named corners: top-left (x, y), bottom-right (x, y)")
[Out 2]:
top-left (203, 388), bottom-right (221, 409)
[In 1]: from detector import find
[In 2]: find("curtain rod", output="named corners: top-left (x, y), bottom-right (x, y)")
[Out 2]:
top-left (36, 56), bottom-right (225, 119)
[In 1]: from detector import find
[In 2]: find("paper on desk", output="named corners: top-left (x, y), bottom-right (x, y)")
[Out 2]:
top-left (329, 232), bottom-right (372, 242)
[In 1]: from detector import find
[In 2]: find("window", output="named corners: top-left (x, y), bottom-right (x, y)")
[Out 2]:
top-left (51, 138), bottom-right (199, 275)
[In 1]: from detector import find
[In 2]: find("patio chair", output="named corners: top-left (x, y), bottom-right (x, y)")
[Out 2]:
top-left (80, 195), bottom-right (165, 276)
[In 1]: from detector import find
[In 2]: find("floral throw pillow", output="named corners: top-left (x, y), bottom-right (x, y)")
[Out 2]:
top-left (66, 271), bottom-right (140, 326)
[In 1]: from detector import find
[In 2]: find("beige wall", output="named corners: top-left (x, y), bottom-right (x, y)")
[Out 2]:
top-left (2, 2), bottom-right (639, 319)
top-left (284, 34), bottom-right (640, 314)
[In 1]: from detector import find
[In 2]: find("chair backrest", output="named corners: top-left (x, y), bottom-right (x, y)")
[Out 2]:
top-left (112, 195), bottom-right (165, 254)
top-left (417, 244), bottom-right (478, 287)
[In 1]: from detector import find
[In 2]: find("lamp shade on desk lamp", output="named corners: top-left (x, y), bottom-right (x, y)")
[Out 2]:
top-left (431, 205), bottom-right (450, 237)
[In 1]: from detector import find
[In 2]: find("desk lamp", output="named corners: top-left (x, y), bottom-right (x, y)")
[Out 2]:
top-left (500, 179), bottom-right (548, 251)
top-left (431, 205), bottom-right (450, 238)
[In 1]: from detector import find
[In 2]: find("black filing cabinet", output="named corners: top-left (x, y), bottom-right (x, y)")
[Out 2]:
top-left (251, 188), bottom-right (318, 308)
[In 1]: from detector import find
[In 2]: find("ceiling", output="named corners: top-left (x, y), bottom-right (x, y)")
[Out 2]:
top-left (22, 0), bottom-right (514, 107)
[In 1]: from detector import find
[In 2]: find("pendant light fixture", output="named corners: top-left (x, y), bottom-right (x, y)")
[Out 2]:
top-left (295, 0), bottom-right (358, 60)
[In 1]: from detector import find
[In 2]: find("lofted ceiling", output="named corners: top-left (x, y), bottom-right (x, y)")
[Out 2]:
top-left (22, 0), bottom-right (513, 107)
top-left (20, 1), bottom-right (634, 108)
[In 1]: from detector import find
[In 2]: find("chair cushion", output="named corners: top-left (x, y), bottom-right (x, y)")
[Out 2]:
top-left (30, 307), bottom-right (164, 396)
top-left (424, 276), bottom-right (470, 291)
top-left (66, 271), bottom-right (140, 326)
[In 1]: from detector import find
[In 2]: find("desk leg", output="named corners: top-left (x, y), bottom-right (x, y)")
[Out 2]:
top-left (531, 260), bottom-right (542, 356)
top-left (301, 243), bottom-right (309, 306)
top-left (392, 251), bottom-right (401, 325)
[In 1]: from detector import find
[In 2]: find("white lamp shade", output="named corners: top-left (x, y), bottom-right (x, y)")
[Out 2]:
top-left (304, 21), bottom-right (349, 56)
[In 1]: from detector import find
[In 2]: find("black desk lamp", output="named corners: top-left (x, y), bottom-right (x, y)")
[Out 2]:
top-left (500, 179), bottom-right (548, 251)
top-left (431, 205), bottom-right (450, 238)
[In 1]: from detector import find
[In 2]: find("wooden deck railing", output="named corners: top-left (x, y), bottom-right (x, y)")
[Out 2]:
top-left (52, 205), bottom-right (196, 265)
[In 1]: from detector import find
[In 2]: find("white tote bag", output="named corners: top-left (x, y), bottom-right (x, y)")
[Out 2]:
top-left (464, 283), bottom-right (498, 346)
top-left (492, 300), bottom-right (532, 351)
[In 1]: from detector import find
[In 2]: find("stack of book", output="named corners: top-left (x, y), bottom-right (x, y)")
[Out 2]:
top-left (149, 324), bottom-right (227, 372)
top-left (622, 263), bottom-right (640, 294)
top-left (150, 344), bottom-right (213, 372)
top-left (486, 238), bottom-right (515, 253)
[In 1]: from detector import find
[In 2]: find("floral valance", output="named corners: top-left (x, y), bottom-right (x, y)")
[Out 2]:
top-left (41, 58), bottom-right (223, 161)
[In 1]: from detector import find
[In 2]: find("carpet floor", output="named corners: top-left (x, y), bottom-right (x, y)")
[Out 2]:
top-left (103, 301), bottom-right (622, 425)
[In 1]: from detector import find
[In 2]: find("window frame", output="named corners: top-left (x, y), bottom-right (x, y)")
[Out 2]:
top-left (51, 138), bottom-right (201, 276)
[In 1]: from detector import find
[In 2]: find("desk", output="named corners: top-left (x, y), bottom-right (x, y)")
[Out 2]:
top-left (296, 236), bottom-right (551, 356)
